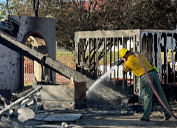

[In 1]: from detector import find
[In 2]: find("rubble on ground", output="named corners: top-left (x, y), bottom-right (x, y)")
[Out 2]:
top-left (0, 84), bottom-right (176, 128)
top-left (0, 84), bottom-right (143, 128)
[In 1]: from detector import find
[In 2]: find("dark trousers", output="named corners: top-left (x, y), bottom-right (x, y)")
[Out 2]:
top-left (140, 71), bottom-right (169, 120)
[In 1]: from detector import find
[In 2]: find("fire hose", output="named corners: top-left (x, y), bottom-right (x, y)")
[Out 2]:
top-left (87, 53), bottom-right (177, 119)
top-left (133, 52), bottom-right (177, 119)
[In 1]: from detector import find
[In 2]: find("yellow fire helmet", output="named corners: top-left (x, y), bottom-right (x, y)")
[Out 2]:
top-left (119, 48), bottom-right (128, 58)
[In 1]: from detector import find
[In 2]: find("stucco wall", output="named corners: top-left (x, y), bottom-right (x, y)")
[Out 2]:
top-left (0, 15), bottom-right (56, 95)
top-left (0, 44), bottom-right (20, 93)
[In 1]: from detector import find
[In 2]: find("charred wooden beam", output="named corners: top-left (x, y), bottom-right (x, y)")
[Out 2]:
top-left (0, 32), bottom-right (94, 88)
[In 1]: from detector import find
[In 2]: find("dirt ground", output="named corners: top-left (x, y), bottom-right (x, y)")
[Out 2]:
top-left (76, 111), bottom-right (177, 128)
top-left (0, 83), bottom-right (177, 128)
top-left (0, 104), bottom-right (177, 128)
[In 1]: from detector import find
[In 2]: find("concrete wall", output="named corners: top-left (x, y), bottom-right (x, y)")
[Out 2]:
top-left (0, 15), bottom-right (56, 96)
top-left (0, 44), bottom-right (20, 93)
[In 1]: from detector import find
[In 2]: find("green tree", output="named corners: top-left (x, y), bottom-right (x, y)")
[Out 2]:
top-left (0, 9), bottom-right (4, 19)
top-left (39, 0), bottom-right (105, 53)
top-left (113, 0), bottom-right (177, 29)
top-left (0, 0), bottom-right (21, 19)
top-left (2, 0), bottom-right (177, 48)
top-left (0, 0), bottom-right (7, 19)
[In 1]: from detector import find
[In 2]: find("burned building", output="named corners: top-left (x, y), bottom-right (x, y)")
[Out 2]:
top-left (0, 15), bottom-right (56, 97)
top-left (0, 15), bottom-right (177, 109)
top-left (75, 29), bottom-right (177, 104)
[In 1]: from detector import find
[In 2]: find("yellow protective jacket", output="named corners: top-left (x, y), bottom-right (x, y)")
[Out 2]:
top-left (123, 51), bottom-right (154, 77)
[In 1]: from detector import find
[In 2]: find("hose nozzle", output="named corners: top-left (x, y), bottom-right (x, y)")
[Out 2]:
top-left (117, 59), bottom-right (124, 66)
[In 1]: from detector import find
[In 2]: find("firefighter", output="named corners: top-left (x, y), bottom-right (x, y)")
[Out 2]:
top-left (119, 48), bottom-right (171, 121)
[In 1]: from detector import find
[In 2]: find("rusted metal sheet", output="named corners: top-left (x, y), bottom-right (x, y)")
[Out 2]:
top-left (40, 82), bottom-right (86, 110)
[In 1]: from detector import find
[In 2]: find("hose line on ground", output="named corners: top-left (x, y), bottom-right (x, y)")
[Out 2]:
top-left (133, 52), bottom-right (177, 119)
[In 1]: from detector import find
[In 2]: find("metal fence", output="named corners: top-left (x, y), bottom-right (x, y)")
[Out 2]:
top-left (24, 60), bottom-right (76, 83)
top-left (24, 59), bottom-right (34, 82)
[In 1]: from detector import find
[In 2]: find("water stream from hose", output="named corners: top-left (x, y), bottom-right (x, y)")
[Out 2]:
top-left (86, 53), bottom-right (177, 119)
top-left (86, 65), bottom-right (118, 94)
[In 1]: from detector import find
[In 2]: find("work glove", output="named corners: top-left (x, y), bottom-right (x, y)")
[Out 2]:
top-left (117, 59), bottom-right (124, 66)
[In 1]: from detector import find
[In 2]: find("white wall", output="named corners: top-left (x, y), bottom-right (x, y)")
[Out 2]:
top-left (161, 37), bottom-right (176, 49)
top-left (98, 65), bottom-right (133, 81)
